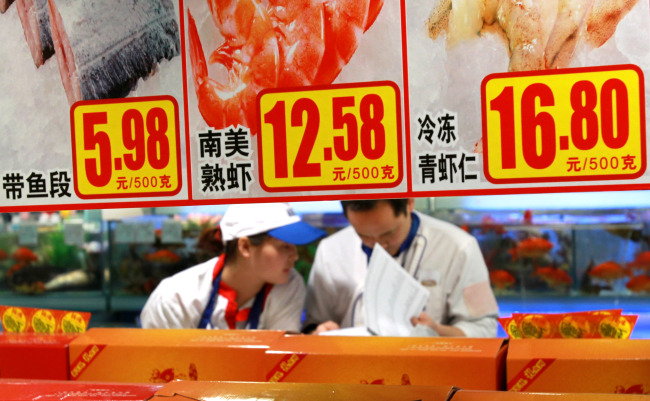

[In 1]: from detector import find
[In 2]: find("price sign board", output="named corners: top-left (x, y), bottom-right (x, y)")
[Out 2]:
top-left (257, 82), bottom-right (403, 192)
top-left (0, 0), bottom-right (649, 212)
top-left (482, 65), bottom-right (646, 184)
top-left (71, 96), bottom-right (182, 199)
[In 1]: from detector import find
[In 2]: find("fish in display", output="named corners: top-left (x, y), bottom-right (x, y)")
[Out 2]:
top-left (12, 247), bottom-right (38, 263)
top-left (508, 237), bottom-right (554, 261)
top-left (589, 260), bottom-right (628, 282)
top-left (144, 249), bottom-right (181, 264)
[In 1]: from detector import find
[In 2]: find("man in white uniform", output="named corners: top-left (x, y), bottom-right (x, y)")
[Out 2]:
top-left (304, 199), bottom-right (498, 337)
top-left (141, 202), bottom-right (325, 332)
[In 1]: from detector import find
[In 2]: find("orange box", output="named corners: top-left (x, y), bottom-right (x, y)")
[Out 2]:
top-left (0, 378), bottom-right (161, 400)
top-left (262, 335), bottom-right (506, 390)
top-left (0, 333), bottom-right (78, 380)
top-left (151, 380), bottom-right (455, 401)
top-left (507, 339), bottom-right (650, 393)
top-left (452, 389), bottom-right (650, 401)
top-left (68, 328), bottom-right (285, 383)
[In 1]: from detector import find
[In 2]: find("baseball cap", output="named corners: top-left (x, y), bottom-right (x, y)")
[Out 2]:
top-left (220, 203), bottom-right (326, 245)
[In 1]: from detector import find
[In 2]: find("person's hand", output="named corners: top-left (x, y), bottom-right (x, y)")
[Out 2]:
top-left (313, 320), bottom-right (340, 334)
top-left (411, 312), bottom-right (466, 337)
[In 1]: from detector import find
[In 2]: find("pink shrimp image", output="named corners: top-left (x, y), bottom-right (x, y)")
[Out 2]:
top-left (187, 0), bottom-right (384, 135)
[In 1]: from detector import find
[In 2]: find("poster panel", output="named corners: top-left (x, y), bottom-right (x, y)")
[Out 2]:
top-left (0, 0), bottom-right (648, 211)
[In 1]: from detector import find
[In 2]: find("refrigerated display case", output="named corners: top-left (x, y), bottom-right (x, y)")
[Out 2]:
top-left (430, 191), bottom-right (650, 339)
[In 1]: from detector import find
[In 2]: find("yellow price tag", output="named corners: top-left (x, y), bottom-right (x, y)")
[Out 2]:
top-left (257, 82), bottom-right (403, 191)
top-left (71, 96), bottom-right (182, 199)
top-left (482, 65), bottom-right (646, 183)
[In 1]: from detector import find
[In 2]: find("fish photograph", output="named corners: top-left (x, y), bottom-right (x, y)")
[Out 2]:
top-left (0, 0), bottom-right (184, 191)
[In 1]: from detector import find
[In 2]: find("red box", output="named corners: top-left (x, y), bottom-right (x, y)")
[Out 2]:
top-left (507, 339), bottom-right (650, 393)
top-left (69, 328), bottom-right (285, 383)
top-left (0, 379), bottom-right (161, 400)
top-left (0, 333), bottom-right (78, 380)
top-left (263, 335), bottom-right (507, 390)
top-left (452, 389), bottom-right (650, 401)
top-left (151, 380), bottom-right (454, 401)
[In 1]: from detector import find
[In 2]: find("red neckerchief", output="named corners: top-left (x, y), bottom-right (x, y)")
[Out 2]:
top-left (211, 255), bottom-right (272, 329)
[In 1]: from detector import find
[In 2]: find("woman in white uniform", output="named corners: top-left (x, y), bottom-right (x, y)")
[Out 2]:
top-left (140, 203), bottom-right (325, 332)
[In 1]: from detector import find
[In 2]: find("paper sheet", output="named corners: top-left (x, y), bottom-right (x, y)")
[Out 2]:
top-left (364, 244), bottom-right (430, 336)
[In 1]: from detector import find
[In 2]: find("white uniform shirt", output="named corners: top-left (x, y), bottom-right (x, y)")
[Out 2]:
top-left (304, 211), bottom-right (499, 337)
top-left (140, 256), bottom-right (306, 332)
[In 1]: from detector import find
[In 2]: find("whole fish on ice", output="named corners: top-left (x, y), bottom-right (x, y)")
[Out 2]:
top-left (48, 0), bottom-right (180, 104)
top-left (16, 0), bottom-right (54, 66)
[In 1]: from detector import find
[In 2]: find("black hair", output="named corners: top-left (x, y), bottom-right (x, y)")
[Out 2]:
top-left (196, 228), bottom-right (268, 262)
top-left (341, 199), bottom-right (410, 218)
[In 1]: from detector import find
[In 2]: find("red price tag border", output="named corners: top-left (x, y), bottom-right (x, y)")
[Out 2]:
top-left (481, 64), bottom-right (647, 184)
top-left (256, 80), bottom-right (404, 192)
top-left (70, 95), bottom-right (183, 199)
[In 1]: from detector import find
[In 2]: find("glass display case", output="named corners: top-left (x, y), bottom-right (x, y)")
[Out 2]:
top-left (431, 191), bottom-right (650, 338)
top-left (1, 194), bottom-right (649, 338)
top-left (0, 210), bottom-right (105, 312)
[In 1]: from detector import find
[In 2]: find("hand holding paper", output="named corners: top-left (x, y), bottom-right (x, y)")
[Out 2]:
top-left (364, 244), bottom-right (430, 336)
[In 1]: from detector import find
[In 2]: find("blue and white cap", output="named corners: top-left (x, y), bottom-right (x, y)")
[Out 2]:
top-left (220, 202), bottom-right (326, 245)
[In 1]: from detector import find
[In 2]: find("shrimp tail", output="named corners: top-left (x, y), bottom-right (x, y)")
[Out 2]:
top-left (365, 0), bottom-right (385, 32)
top-left (187, 11), bottom-right (209, 95)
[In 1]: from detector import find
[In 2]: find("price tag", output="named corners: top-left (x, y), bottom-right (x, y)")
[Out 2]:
top-left (114, 222), bottom-right (134, 244)
top-left (71, 96), bottom-right (182, 199)
top-left (258, 82), bottom-right (403, 191)
top-left (161, 220), bottom-right (183, 244)
top-left (482, 65), bottom-right (646, 183)
top-left (134, 222), bottom-right (155, 244)
top-left (18, 223), bottom-right (38, 246)
top-left (64, 222), bottom-right (85, 246)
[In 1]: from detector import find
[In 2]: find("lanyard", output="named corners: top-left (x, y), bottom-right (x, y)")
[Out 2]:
top-left (198, 256), bottom-right (267, 329)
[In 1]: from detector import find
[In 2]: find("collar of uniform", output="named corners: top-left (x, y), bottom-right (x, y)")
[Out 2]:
top-left (211, 254), bottom-right (252, 328)
top-left (361, 212), bottom-right (421, 261)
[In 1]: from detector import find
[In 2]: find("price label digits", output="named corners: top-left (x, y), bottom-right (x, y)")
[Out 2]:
top-left (72, 96), bottom-right (181, 199)
top-left (482, 66), bottom-right (646, 183)
top-left (258, 82), bottom-right (402, 191)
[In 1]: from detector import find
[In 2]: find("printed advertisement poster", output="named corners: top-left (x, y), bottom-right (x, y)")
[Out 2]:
top-left (0, 0), bottom-right (187, 209)
top-left (1, 0), bottom-right (649, 211)
top-left (407, 0), bottom-right (650, 194)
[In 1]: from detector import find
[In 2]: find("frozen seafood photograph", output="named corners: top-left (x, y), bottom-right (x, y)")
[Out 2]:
top-left (406, 0), bottom-right (650, 190)
top-left (0, 0), bottom-right (184, 196)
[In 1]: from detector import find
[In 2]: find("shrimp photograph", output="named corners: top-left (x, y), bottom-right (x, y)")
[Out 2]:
top-left (406, 0), bottom-right (650, 191)
top-left (184, 0), bottom-right (404, 199)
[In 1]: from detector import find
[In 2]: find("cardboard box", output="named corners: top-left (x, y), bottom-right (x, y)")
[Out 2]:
top-left (452, 389), bottom-right (650, 401)
top-left (151, 380), bottom-right (455, 401)
top-left (0, 333), bottom-right (78, 380)
top-left (68, 328), bottom-right (285, 383)
top-left (263, 335), bottom-right (506, 390)
top-left (0, 379), bottom-right (161, 401)
top-left (507, 339), bottom-right (650, 393)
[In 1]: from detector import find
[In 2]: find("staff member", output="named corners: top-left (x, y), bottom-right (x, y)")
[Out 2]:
top-left (304, 199), bottom-right (498, 337)
top-left (141, 202), bottom-right (326, 332)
